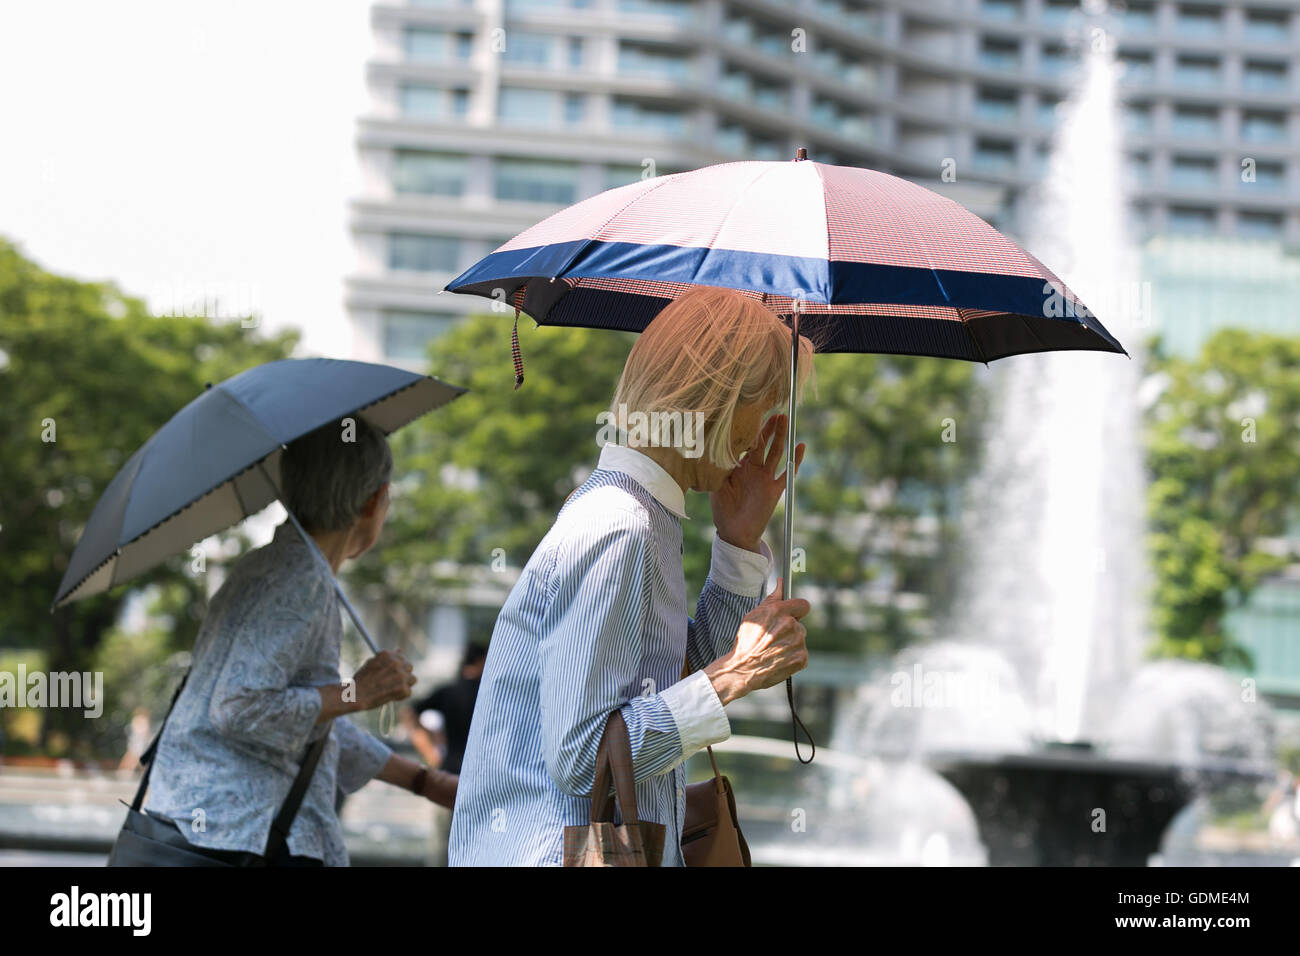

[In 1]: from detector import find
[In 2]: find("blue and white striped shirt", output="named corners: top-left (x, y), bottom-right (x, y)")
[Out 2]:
top-left (448, 443), bottom-right (772, 866)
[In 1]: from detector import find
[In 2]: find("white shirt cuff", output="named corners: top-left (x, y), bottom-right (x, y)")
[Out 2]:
top-left (709, 535), bottom-right (773, 597)
top-left (659, 670), bottom-right (731, 758)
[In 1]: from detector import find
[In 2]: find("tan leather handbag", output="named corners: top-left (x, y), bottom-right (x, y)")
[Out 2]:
top-left (563, 710), bottom-right (667, 866)
top-left (680, 661), bottom-right (752, 867)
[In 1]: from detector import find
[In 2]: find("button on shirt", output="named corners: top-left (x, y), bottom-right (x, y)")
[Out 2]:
top-left (144, 522), bottom-right (393, 866)
top-left (449, 443), bottom-right (773, 866)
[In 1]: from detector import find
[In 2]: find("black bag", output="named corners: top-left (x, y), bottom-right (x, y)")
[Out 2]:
top-left (107, 673), bottom-right (328, 867)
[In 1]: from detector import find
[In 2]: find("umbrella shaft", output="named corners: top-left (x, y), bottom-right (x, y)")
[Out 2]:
top-left (782, 309), bottom-right (800, 602)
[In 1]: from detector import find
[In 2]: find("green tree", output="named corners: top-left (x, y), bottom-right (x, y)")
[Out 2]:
top-left (0, 238), bottom-right (295, 753)
top-left (1145, 328), bottom-right (1300, 664)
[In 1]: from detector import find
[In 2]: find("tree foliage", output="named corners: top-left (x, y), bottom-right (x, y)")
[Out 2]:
top-left (1145, 328), bottom-right (1300, 664)
top-left (0, 238), bottom-right (295, 752)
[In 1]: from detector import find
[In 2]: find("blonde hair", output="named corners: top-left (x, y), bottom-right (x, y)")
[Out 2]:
top-left (610, 286), bottom-right (815, 470)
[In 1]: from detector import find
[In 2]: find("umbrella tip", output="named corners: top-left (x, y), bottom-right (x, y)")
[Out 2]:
top-left (794, 147), bottom-right (808, 161)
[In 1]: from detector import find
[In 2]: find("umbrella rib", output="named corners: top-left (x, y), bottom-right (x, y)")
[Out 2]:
top-left (1015, 310), bottom-right (1050, 355)
top-left (960, 310), bottom-right (991, 365)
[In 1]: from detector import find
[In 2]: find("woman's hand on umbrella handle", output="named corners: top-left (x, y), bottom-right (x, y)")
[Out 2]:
top-left (354, 649), bottom-right (417, 711)
top-left (704, 579), bottom-right (810, 706)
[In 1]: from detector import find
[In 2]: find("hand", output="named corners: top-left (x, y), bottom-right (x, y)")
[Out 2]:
top-left (421, 768), bottom-right (458, 809)
top-left (353, 649), bottom-right (416, 711)
top-left (703, 579), bottom-right (810, 706)
top-left (709, 414), bottom-right (805, 553)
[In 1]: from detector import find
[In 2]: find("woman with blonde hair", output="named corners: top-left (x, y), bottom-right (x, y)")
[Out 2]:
top-left (449, 285), bottom-right (815, 866)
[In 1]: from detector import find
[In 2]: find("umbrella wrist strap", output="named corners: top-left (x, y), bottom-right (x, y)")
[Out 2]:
top-left (787, 677), bottom-right (816, 764)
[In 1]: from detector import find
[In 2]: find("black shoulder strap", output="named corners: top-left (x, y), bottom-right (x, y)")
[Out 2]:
top-left (263, 731), bottom-right (329, 860)
top-left (129, 671), bottom-right (190, 812)
top-left (130, 669), bottom-right (331, 860)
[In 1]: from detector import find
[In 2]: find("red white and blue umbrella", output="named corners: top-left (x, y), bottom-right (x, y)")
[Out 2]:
top-left (444, 152), bottom-right (1127, 761)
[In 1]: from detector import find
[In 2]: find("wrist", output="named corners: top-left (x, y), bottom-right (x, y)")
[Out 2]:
top-left (410, 766), bottom-right (428, 795)
top-left (715, 530), bottom-right (761, 554)
top-left (703, 658), bottom-right (746, 707)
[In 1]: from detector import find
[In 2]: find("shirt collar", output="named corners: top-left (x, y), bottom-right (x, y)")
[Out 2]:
top-left (597, 443), bottom-right (689, 520)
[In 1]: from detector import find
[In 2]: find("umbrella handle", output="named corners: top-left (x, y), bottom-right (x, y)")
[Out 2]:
top-left (782, 307), bottom-right (816, 765)
top-left (782, 310), bottom-right (799, 602)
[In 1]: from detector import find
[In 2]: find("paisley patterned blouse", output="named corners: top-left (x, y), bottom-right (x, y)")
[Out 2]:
top-left (144, 521), bottom-right (392, 865)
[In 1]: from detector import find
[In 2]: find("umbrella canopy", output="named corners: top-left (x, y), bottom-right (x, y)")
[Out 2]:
top-left (54, 358), bottom-right (466, 609)
top-left (444, 158), bottom-right (1126, 362)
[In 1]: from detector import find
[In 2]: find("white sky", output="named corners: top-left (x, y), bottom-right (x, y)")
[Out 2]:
top-left (0, 0), bottom-right (373, 357)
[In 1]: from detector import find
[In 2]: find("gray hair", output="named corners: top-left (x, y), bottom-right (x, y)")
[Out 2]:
top-left (280, 417), bottom-right (393, 533)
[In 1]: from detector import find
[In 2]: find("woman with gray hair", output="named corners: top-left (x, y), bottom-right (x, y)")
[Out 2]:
top-left (143, 416), bottom-right (457, 866)
top-left (450, 285), bottom-right (815, 866)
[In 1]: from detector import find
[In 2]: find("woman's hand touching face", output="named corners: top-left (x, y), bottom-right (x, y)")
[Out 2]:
top-left (708, 412), bottom-right (805, 554)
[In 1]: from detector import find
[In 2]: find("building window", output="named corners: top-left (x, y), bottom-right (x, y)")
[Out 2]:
top-left (716, 122), bottom-right (749, 154)
top-left (1121, 2), bottom-right (1155, 32)
top-left (494, 158), bottom-right (578, 204)
top-left (1040, 0), bottom-right (1078, 25)
top-left (382, 311), bottom-right (460, 363)
top-left (1124, 102), bottom-right (1153, 134)
top-left (1167, 206), bottom-right (1216, 233)
top-left (973, 137), bottom-right (1017, 172)
top-left (1175, 55), bottom-right (1220, 87)
top-left (615, 0), bottom-right (696, 21)
top-left (450, 89), bottom-right (469, 117)
top-left (752, 84), bottom-right (788, 111)
top-left (503, 31), bottom-right (554, 67)
top-left (563, 92), bottom-right (585, 124)
top-left (980, 0), bottom-right (1021, 19)
top-left (610, 98), bottom-right (689, 135)
top-left (1241, 161), bottom-right (1285, 191)
top-left (1171, 105), bottom-right (1219, 139)
top-left (1243, 60), bottom-right (1288, 93)
top-left (1118, 51), bottom-right (1155, 83)
top-left (399, 84), bottom-right (445, 120)
top-left (498, 87), bottom-right (559, 125)
top-left (1169, 155), bottom-right (1218, 188)
top-left (1243, 9), bottom-right (1290, 43)
top-left (1037, 95), bottom-right (1060, 127)
top-left (403, 28), bottom-right (471, 63)
top-left (1126, 153), bottom-right (1151, 186)
top-left (567, 36), bottom-right (584, 68)
top-left (404, 28), bottom-right (446, 63)
top-left (617, 41), bottom-right (693, 80)
top-left (392, 151), bottom-right (466, 196)
top-left (604, 163), bottom-right (653, 191)
top-left (1236, 211), bottom-right (1284, 238)
top-left (976, 87), bottom-right (1019, 123)
top-left (978, 36), bottom-right (1020, 72)
top-left (1241, 110), bottom-right (1286, 143)
top-left (1039, 44), bottom-right (1073, 76)
top-left (388, 234), bottom-right (461, 272)
top-left (1176, 4), bottom-right (1221, 36)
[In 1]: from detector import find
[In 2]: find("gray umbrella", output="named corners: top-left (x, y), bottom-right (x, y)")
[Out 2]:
top-left (53, 357), bottom-right (467, 651)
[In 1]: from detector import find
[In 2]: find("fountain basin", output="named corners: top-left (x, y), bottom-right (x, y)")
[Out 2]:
top-left (926, 745), bottom-right (1270, 866)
